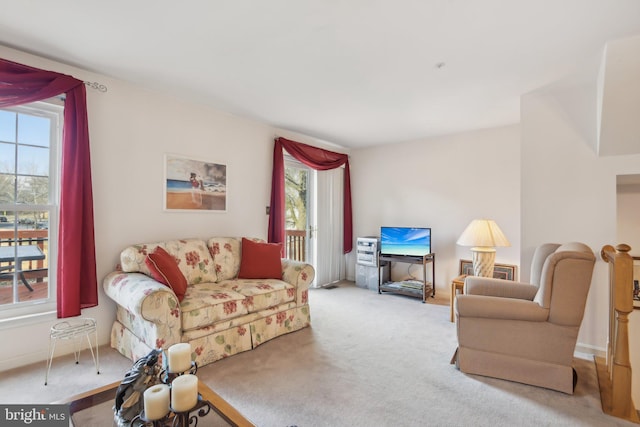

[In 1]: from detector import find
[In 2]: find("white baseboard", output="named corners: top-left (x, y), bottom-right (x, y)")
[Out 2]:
top-left (575, 343), bottom-right (606, 360)
top-left (1, 340), bottom-right (106, 373)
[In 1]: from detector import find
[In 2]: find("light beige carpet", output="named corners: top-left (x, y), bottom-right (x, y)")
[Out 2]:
top-left (0, 282), bottom-right (636, 426)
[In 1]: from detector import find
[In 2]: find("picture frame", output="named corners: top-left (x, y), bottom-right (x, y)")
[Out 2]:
top-left (459, 259), bottom-right (517, 281)
top-left (164, 153), bottom-right (227, 212)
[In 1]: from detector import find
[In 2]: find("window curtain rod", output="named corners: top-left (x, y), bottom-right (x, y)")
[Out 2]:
top-left (56, 80), bottom-right (107, 102)
top-left (83, 81), bottom-right (107, 92)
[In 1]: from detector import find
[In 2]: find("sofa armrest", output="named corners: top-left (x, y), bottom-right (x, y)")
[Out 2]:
top-left (281, 259), bottom-right (315, 306)
top-left (103, 271), bottom-right (182, 347)
top-left (464, 276), bottom-right (538, 300)
top-left (456, 294), bottom-right (549, 321)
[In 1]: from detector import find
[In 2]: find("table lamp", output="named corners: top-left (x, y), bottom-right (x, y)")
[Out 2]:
top-left (456, 219), bottom-right (510, 277)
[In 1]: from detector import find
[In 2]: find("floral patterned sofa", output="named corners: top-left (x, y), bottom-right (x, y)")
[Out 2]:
top-left (103, 237), bottom-right (314, 367)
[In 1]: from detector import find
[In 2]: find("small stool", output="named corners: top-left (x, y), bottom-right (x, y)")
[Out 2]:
top-left (450, 275), bottom-right (467, 322)
top-left (45, 317), bottom-right (100, 385)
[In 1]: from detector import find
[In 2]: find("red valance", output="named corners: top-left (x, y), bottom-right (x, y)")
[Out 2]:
top-left (268, 137), bottom-right (353, 253)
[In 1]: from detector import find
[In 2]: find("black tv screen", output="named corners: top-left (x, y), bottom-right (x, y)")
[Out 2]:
top-left (380, 227), bottom-right (431, 256)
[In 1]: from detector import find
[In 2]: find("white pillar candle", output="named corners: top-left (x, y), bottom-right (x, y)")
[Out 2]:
top-left (171, 374), bottom-right (198, 412)
top-left (167, 343), bottom-right (192, 373)
top-left (143, 384), bottom-right (170, 421)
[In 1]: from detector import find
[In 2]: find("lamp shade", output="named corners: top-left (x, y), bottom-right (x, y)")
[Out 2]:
top-left (456, 219), bottom-right (510, 248)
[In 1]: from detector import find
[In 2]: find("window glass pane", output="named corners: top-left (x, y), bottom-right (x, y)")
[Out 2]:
top-left (0, 142), bottom-right (15, 174)
top-left (0, 210), bottom-right (50, 305)
top-left (16, 211), bottom-right (38, 229)
top-left (0, 103), bottom-right (57, 316)
top-left (16, 175), bottom-right (49, 206)
top-left (17, 113), bottom-right (50, 148)
top-left (17, 145), bottom-right (49, 177)
top-left (36, 217), bottom-right (49, 230)
top-left (0, 210), bottom-right (11, 229)
top-left (0, 262), bottom-right (13, 305)
top-left (0, 110), bottom-right (16, 143)
top-left (0, 173), bottom-right (14, 204)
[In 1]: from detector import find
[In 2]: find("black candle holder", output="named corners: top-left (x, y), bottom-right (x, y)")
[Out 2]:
top-left (127, 361), bottom-right (210, 427)
top-left (159, 361), bottom-right (198, 384)
top-left (130, 395), bottom-right (213, 427)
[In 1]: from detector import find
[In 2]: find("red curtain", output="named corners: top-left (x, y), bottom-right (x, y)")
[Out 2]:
top-left (268, 137), bottom-right (353, 253)
top-left (0, 58), bottom-right (97, 318)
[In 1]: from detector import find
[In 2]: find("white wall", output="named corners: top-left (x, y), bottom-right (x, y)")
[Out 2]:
top-left (521, 78), bottom-right (640, 355)
top-left (617, 183), bottom-right (640, 248)
top-left (348, 125), bottom-right (522, 292)
top-left (0, 46), bottom-right (336, 370)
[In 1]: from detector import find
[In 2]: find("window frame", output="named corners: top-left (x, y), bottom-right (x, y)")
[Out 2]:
top-left (0, 99), bottom-right (62, 322)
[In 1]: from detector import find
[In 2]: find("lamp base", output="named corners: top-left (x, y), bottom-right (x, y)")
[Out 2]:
top-left (471, 248), bottom-right (496, 277)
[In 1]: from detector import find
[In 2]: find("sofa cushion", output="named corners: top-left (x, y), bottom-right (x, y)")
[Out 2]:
top-left (207, 237), bottom-right (242, 281)
top-left (237, 238), bottom-right (283, 279)
top-left (165, 239), bottom-right (218, 285)
top-left (217, 279), bottom-right (296, 312)
top-left (145, 246), bottom-right (188, 301)
top-left (179, 283), bottom-right (249, 331)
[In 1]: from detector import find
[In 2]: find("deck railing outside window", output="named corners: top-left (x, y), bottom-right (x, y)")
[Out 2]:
top-left (285, 229), bottom-right (306, 262)
top-left (0, 230), bottom-right (49, 306)
top-left (0, 230), bottom-right (49, 276)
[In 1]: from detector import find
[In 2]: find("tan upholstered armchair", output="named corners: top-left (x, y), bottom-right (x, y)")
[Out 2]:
top-left (453, 242), bottom-right (596, 394)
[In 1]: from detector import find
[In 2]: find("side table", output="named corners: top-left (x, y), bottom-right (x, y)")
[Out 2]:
top-left (450, 274), bottom-right (467, 322)
top-left (45, 317), bottom-right (100, 385)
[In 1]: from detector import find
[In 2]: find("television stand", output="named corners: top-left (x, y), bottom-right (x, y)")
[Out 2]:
top-left (377, 253), bottom-right (435, 303)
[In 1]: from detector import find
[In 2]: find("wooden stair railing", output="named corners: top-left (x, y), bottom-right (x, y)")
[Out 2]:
top-left (596, 244), bottom-right (639, 423)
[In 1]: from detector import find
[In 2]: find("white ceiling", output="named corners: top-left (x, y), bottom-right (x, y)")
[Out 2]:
top-left (2, 0), bottom-right (640, 148)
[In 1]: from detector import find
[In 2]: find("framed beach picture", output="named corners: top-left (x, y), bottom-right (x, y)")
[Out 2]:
top-left (459, 259), bottom-right (517, 281)
top-left (164, 154), bottom-right (227, 212)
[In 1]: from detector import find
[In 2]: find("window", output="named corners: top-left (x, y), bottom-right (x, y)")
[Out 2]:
top-left (0, 100), bottom-right (61, 320)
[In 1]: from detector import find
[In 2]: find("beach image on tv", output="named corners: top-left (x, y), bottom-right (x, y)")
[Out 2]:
top-left (381, 227), bottom-right (431, 256)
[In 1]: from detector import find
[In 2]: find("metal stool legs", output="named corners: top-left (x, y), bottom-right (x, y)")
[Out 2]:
top-left (45, 318), bottom-right (100, 385)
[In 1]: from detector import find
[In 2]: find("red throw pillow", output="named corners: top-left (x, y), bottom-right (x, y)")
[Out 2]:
top-left (145, 246), bottom-right (188, 301)
top-left (237, 238), bottom-right (283, 279)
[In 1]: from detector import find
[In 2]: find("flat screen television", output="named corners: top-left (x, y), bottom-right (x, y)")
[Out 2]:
top-left (380, 227), bottom-right (431, 257)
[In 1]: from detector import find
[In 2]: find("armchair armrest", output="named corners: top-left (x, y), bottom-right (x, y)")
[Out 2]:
top-left (456, 294), bottom-right (549, 321)
top-left (281, 259), bottom-right (315, 306)
top-left (103, 271), bottom-right (182, 347)
top-left (465, 276), bottom-right (538, 300)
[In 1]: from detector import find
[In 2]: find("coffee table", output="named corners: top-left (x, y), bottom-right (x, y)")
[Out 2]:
top-left (54, 379), bottom-right (255, 426)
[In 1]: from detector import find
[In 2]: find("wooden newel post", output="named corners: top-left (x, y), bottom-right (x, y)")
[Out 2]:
top-left (597, 243), bottom-right (637, 422)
